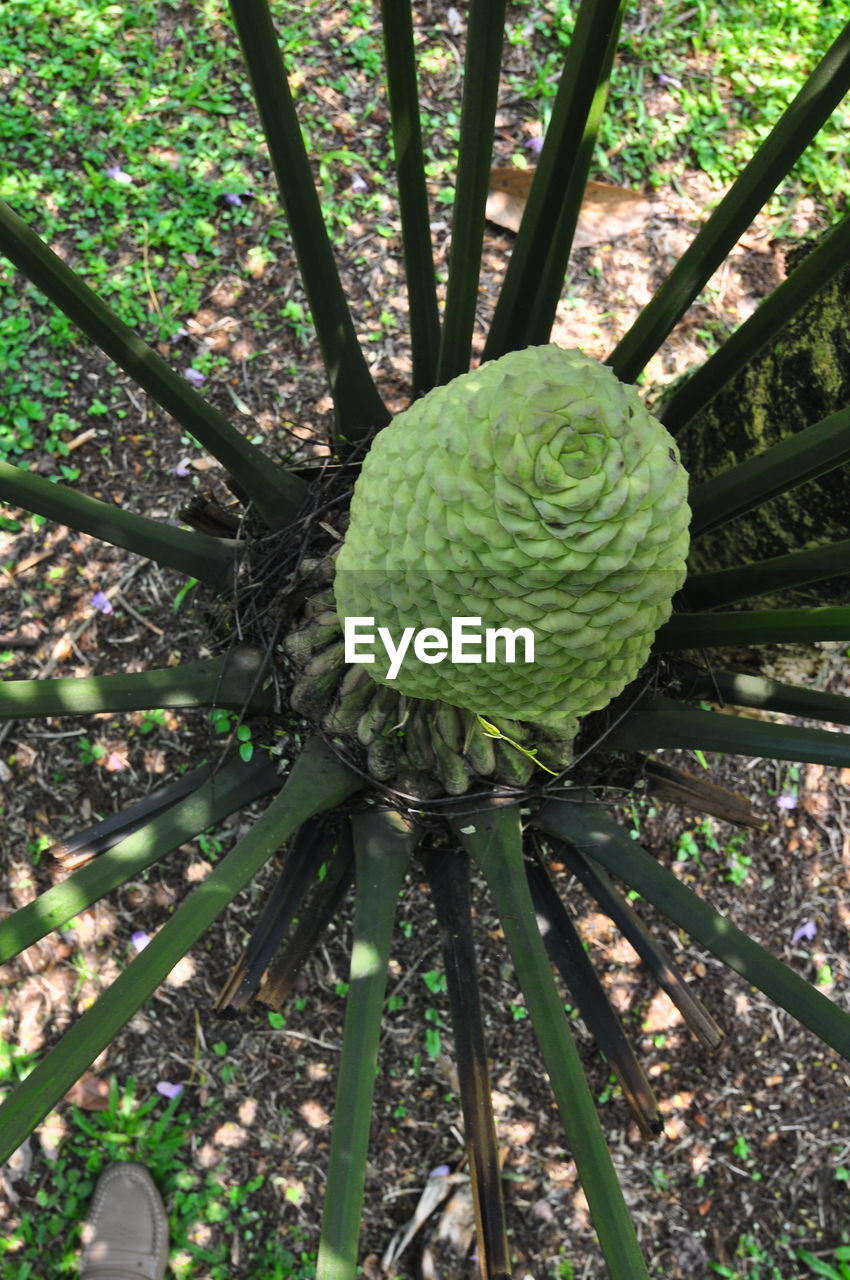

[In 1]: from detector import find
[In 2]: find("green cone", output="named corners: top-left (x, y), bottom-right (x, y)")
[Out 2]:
top-left (334, 345), bottom-right (690, 726)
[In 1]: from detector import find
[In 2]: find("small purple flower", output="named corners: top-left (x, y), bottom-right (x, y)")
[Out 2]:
top-left (105, 164), bottom-right (133, 185)
top-left (657, 73), bottom-right (683, 90)
top-left (156, 1081), bottom-right (184, 1100)
top-left (172, 326), bottom-right (188, 341)
top-left (223, 192), bottom-right (244, 207)
top-left (131, 930), bottom-right (151, 952)
top-left (183, 367), bottom-right (206, 388)
top-left (525, 136), bottom-right (544, 155)
top-left (91, 591), bottom-right (113, 615)
top-left (429, 1164), bottom-right (451, 1178)
top-left (172, 458), bottom-right (192, 478)
top-left (350, 174), bottom-right (368, 194)
top-left (777, 793), bottom-right (798, 810)
top-left (791, 921), bottom-right (817, 945)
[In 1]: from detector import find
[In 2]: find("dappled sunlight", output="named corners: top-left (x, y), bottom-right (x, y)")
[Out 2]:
top-left (657, 1090), bottom-right (695, 1142)
top-left (35, 1109), bottom-right (66, 1159)
top-left (189, 1220), bottom-right (215, 1249)
top-left (211, 1119), bottom-right (250, 1149)
top-left (350, 937), bottom-right (382, 981)
top-left (0, 650), bottom-right (267, 720)
top-left (198, 1142), bottom-right (220, 1170)
top-left (238, 1097), bottom-right (257, 1125)
top-left (165, 954), bottom-right (196, 988)
top-left (641, 989), bottom-right (685, 1035)
top-left (300, 1098), bottom-right (331, 1130)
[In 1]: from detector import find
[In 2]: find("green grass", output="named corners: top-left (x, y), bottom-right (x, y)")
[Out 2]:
top-left (709, 1230), bottom-right (850, 1279)
top-left (0, 0), bottom-right (391, 464)
top-left (506, 0), bottom-right (850, 200)
top-left (0, 1074), bottom-right (316, 1279)
top-left (3, 1), bottom-right (849, 466)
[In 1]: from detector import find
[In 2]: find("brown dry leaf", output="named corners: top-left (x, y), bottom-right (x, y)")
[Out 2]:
top-left (485, 167), bottom-right (666, 246)
top-left (14, 548), bottom-right (55, 576)
top-left (65, 1075), bottom-right (111, 1111)
top-left (49, 633), bottom-right (74, 664)
top-left (802, 790), bottom-right (831, 820)
top-left (102, 741), bottom-right (129, 773)
top-left (13, 741), bottom-right (37, 769)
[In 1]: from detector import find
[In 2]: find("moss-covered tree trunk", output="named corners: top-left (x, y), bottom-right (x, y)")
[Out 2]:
top-left (675, 237), bottom-right (850, 608)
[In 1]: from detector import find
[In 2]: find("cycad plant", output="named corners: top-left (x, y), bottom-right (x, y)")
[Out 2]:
top-left (3, 3), bottom-right (850, 1277)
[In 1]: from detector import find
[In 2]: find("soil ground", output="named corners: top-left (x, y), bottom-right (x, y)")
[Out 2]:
top-left (2, 4), bottom-right (850, 1278)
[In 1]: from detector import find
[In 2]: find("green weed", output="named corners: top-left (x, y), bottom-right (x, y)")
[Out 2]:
top-left (0, 1074), bottom-right (317, 1278)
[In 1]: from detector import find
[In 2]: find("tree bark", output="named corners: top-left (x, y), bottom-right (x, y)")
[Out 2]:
top-left (674, 236), bottom-right (850, 608)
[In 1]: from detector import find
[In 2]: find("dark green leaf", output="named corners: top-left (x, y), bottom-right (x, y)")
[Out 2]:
top-left (0, 754), bottom-right (280, 965)
top-left (526, 849), bottom-right (662, 1139)
top-left (0, 459), bottom-right (236, 587)
top-left (0, 650), bottom-right (271, 721)
top-left (485, 0), bottom-right (625, 360)
top-left (423, 847), bottom-right (511, 1276)
top-left (228, 0), bottom-right (389, 443)
top-left (610, 695), bottom-right (850, 767)
top-left (380, 0), bottom-right (440, 393)
top-left (535, 798), bottom-right (850, 1063)
top-left (437, 0), bottom-right (507, 384)
top-left (0, 199), bottom-right (305, 529)
top-left (674, 663), bottom-right (850, 727)
top-left (316, 809), bottom-right (418, 1280)
top-left (0, 738), bottom-right (363, 1166)
top-left (545, 835), bottom-right (723, 1051)
top-left (662, 213), bottom-right (850, 433)
top-left (688, 405), bottom-right (850, 537)
top-left (685, 538), bottom-right (850, 609)
top-left (451, 802), bottom-right (649, 1280)
top-left (657, 606), bottom-right (850, 649)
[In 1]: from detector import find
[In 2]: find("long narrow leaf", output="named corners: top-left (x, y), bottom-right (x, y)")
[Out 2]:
top-left (641, 758), bottom-right (764, 830)
top-left (258, 828), bottom-right (355, 1009)
top-left (544, 836), bottom-right (723, 1052)
top-left (688, 405), bottom-right (850, 536)
top-left (0, 650), bottom-right (270, 721)
top-left (228, 0), bottom-right (389, 443)
top-left (0, 199), bottom-right (304, 529)
top-left (50, 760), bottom-right (216, 866)
top-left (685, 538), bottom-right (850, 610)
top-left (215, 815), bottom-right (338, 1009)
top-left (380, 0), bottom-right (440, 394)
top-left (610, 695), bottom-right (850, 768)
top-left (535, 798), bottom-right (850, 1062)
top-left (522, 18), bottom-right (624, 349)
top-left (0, 459), bottom-right (236, 587)
top-left (316, 809), bottom-right (417, 1280)
top-left (662, 212), bottom-right (850, 433)
top-left (0, 754), bottom-right (281, 965)
top-left (675, 663), bottom-right (850, 727)
top-left (437, 0), bottom-right (507, 384)
top-left (0, 737), bottom-right (362, 1166)
top-left (484, 0), bottom-right (625, 360)
top-left (526, 852), bottom-right (662, 1140)
top-left (609, 19), bottom-right (850, 382)
top-left (423, 847), bottom-right (511, 1278)
top-left (451, 802), bottom-right (649, 1280)
top-left (657, 606), bottom-right (850, 649)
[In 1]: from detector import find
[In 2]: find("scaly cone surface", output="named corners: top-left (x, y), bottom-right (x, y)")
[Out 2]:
top-left (334, 345), bottom-right (690, 726)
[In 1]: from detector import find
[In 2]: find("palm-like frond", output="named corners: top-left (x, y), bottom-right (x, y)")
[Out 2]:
top-left (2, 3), bottom-right (850, 1276)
